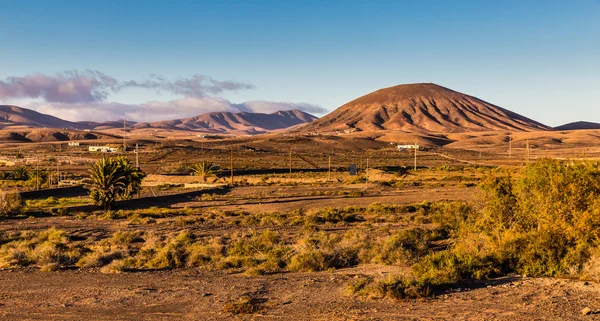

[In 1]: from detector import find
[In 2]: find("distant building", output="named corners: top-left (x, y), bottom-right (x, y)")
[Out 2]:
top-left (397, 144), bottom-right (419, 151)
top-left (68, 142), bottom-right (80, 146)
top-left (89, 145), bottom-right (118, 153)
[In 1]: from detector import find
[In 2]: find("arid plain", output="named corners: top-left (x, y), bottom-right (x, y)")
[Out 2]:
top-left (1, 84), bottom-right (600, 320)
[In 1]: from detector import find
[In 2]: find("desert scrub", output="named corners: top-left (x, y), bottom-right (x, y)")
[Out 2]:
top-left (156, 183), bottom-right (184, 191)
top-left (307, 207), bottom-right (364, 224)
top-left (77, 230), bottom-right (143, 268)
top-left (175, 216), bottom-right (204, 226)
top-left (102, 207), bottom-right (195, 219)
top-left (224, 294), bottom-right (266, 315)
top-left (241, 212), bottom-right (289, 227)
top-left (346, 274), bottom-right (444, 300)
top-left (0, 191), bottom-right (23, 216)
top-left (388, 159), bottom-right (600, 298)
top-left (0, 229), bottom-right (81, 270)
top-left (25, 196), bottom-right (90, 210)
top-left (371, 228), bottom-right (446, 265)
top-left (101, 230), bottom-right (286, 272)
top-left (373, 275), bottom-right (436, 300)
top-left (345, 275), bottom-right (375, 297)
top-left (288, 231), bottom-right (367, 272)
top-left (128, 231), bottom-right (197, 270)
top-left (218, 230), bottom-right (291, 273)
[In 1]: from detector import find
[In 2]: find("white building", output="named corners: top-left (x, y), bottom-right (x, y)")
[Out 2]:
top-left (89, 146), bottom-right (119, 153)
top-left (397, 144), bottom-right (419, 151)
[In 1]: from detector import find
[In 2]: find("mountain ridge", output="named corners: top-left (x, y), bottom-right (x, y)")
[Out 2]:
top-left (134, 109), bottom-right (317, 134)
top-left (0, 105), bottom-right (317, 134)
top-left (554, 121), bottom-right (600, 131)
top-left (299, 83), bottom-right (549, 133)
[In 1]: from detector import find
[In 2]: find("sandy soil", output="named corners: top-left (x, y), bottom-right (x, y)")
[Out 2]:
top-left (2, 136), bottom-right (600, 320)
top-left (1, 269), bottom-right (600, 320)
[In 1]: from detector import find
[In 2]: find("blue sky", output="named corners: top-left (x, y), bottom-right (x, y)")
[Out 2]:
top-left (0, 0), bottom-right (598, 125)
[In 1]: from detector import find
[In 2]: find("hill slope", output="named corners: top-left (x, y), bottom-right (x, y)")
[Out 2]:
top-left (0, 105), bottom-right (83, 129)
top-left (299, 83), bottom-right (549, 133)
top-left (0, 105), bottom-right (317, 135)
top-left (554, 121), bottom-right (600, 131)
top-left (134, 109), bottom-right (317, 134)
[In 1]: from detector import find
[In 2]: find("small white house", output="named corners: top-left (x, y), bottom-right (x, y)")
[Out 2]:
top-left (397, 144), bottom-right (419, 151)
top-left (68, 142), bottom-right (80, 146)
top-left (89, 146), bottom-right (118, 153)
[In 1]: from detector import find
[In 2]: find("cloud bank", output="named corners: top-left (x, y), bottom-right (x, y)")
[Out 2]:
top-left (0, 70), bottom-right (326, 122)
top-left (0, 70), bottom-right (254, 103)
top-left (0, 70), bottom-right (119, 103)
top-left (23, 97), bottom-right (325, 123)
top-left (123, 74), bottom-right (255, 97)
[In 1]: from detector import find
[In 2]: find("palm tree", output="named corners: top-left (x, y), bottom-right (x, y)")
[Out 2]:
top-left (86, 157), bottom-right (146, 209)
top-left (115, 157), bottom-right (146, 199)
top-left (12, 166), bottom-right (28, 181)
top-left (86, 158), bottom-right (127, 210)
top-left (27, 169), bottom-right (49, 189)
top-left (189, 161), bottom-right (216, 182)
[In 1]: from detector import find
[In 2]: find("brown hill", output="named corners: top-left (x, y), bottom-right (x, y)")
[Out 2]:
top-left (0, 105), bottom-right (317, 135)
top-left (0, 128), bottom-right (118, 142)
top-left (554, 121), bottom-right (600, 131)
top-left (134, 109), bottom-right (317, 135)
top-left (299, 83), bottom-right (549, 133)
top-left (0, 105), bottom-right (84, 129)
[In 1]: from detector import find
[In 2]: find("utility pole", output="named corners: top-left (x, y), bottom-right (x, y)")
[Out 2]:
top-left (328, 147), bottom-right (333, 181)
top-left (135, 143), bottom-right (139, 168)
top-left (526, 139), bottom-right (530, 163)
top-left (230, 149), bottom-right (234, 185)
top-left (414, 141), bottom-right (418, 171)
top-left (328, 155), bottom-right (332, 181)
top-left (360, 154), bottom-right (363, 172)
top-left (123, 118), bottom-right (127, 152)
top-left (289, 147), bottom-right (292, 175)
top-left (56, 157), bottom-right (60, 188)
top-left (365, 157), bottom-right (369, 190)
top-left (36, 156), bottom-right (40, 190)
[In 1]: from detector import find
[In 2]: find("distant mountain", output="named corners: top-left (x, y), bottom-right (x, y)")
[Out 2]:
top-left (0, 128), bottom-right (119, 143)
top-left (298, 83), bottom-right (549, 133)
top-left (134, 109), bottom-right (318, 134)
top-left (76, 120), bottom-right (137, 130)
top-left (554, 121), bottom-right (600, 131)
top-left (0, 105), bottom-right (317, 135)
top-left (0, 105), bottom-right (83, 129)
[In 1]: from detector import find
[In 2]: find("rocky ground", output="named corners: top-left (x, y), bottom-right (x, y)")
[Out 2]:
top-left (1, 269), bottom-right (600, 320)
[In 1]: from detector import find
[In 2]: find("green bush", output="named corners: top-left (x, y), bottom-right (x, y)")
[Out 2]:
top-left (406, 159), bottom-right (600, 294)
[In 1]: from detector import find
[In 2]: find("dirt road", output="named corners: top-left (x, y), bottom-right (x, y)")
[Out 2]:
top-left (1, 269), bottom-right (599, 320)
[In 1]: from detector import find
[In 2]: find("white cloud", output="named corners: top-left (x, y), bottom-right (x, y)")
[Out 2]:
top-left (3, 70), bottom-right (325, 122)
top-left (22, 97), bottom-right (324, 123)
top-left (0, 70), bottom-right (118, 103)
top-left (0, 71), bottom-right (254, 103)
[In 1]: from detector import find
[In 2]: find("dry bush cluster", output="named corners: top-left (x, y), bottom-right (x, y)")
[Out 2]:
top-left (0, 223), bottom-right (446, 276)
top-left (0, 192), bottom-right (22, 216)
top-left (357, 159), bottom-right (600, 299)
